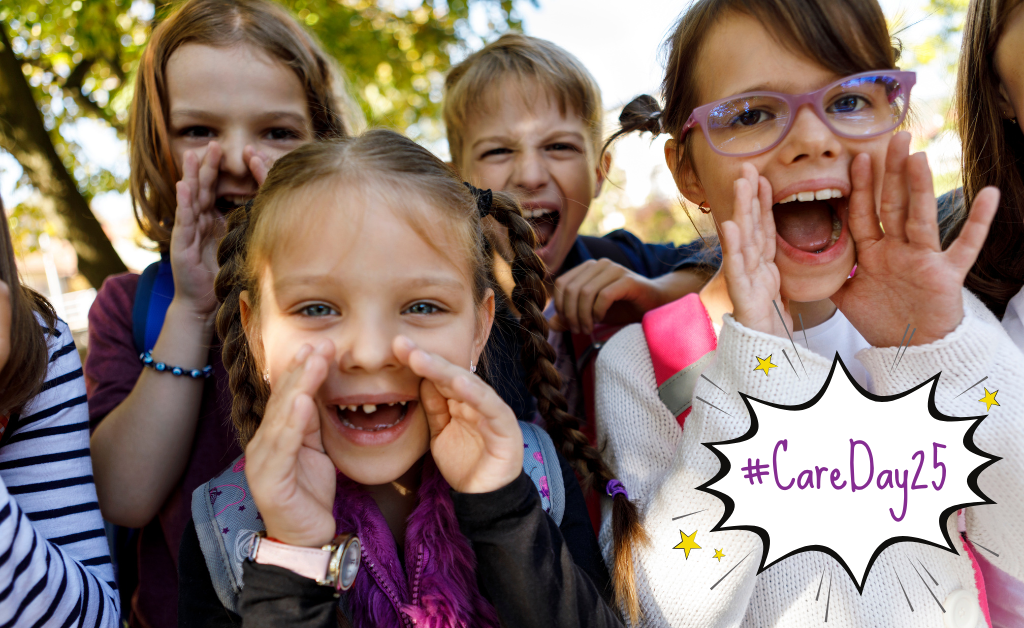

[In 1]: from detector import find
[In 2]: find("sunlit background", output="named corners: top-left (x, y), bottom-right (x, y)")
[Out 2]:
top-left (0, 0), bottom-right (967, 345)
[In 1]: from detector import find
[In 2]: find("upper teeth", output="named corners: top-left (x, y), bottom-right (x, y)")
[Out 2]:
top-left (778, 188), bottom-right (844, 204)
top-left (221, 196), bottom-right (249, 206)
top-left (523, 208), bottom-right (554, 219)
top-left (345, 401), bottom-right (407, 413)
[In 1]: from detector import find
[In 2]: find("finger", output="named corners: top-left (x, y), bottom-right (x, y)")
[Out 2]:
top-left (903, 152), bottom-right (940, 250)
top-left (556, 261), bottom-right (604, 333)
top-left (878, 131), bottom-right (912, 240)
top-left (419, 379), bottom-right (452, 439)
top-left (196, 142), bottom-right (222, 214)
top-left (592, 276), bottom-right (633, 323)
top-left (244, 145), bottom-right (271, 188)
top-left (757, 176), bottom-right (777, 262)
top-left (174, 180), bottom-right (197, 233)
top-left (733, 179), bottom-right (762, 274)
top-left (719, 220), bottom-right (746, 284)
top-left (847, 153), bottom-right (885, 244)
top-left (576, 264), bottom-right (625, 333)
top-left (742, 165), bottom-right (765, 255)
top-left (946, 186), bottom-right (999, 274)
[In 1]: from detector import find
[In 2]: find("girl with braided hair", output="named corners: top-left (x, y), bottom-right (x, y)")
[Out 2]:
top-left (177, 129), bottom-right (635, 627)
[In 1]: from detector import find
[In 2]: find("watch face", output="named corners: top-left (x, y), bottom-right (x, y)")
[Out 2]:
top-left (340, 538), bottom-right (361, 590)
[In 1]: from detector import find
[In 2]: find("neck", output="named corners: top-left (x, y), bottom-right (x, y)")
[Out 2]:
top-left (698, 271), bottom-right (837, 331)
top-left (362, 457), bottom-right (424, 555)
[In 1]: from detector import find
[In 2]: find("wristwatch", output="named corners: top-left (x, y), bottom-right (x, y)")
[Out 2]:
top-left (248, 531), bottom-right (361, 591)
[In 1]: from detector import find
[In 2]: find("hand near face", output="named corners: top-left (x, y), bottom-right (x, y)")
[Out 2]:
top-left (245, 340), bottom-right (338, 548)
top-left (552, 259), bottom-right (667, 334)
top-left (172, 143), bottom-right (227, 315)
top-left (393, 336), bottom-right (522, 494)
top-left (831, 132), bottom-right (999, 347)
top-left (719, 163), bottom-right (794, 336)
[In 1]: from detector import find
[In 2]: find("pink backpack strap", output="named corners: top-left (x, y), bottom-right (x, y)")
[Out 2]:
top-left (642, 293), bottom-right (717, 428)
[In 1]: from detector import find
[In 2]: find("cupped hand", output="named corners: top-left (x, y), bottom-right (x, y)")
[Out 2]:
top-left (720, 162), bottom-right (793, 336)
top-left (245, 340), bottom-right (338, 548)
top-left (242, 145), bottom-right (272, 187)
top-left (831, 132), bottom-right (999, 347)
top-left (552, 259), bottom-right (664, 334)
top-left (171, 143), bottom-right (226, 315)
top-left (393, 336), bottom-right (522, 494)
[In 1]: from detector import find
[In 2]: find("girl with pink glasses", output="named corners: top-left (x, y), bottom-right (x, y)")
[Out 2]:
top-left (595, 0), bottom-right (1024, 625)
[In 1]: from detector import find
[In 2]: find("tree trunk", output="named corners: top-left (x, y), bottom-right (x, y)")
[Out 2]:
top-left (0, 24), bottom-right (127, 288)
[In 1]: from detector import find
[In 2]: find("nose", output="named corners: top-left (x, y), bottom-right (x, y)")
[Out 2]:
top-left (217, 131), bottom-right (251, 180)
top-left (510, 148), bottom-right (551, 192)
top-left (338, 314), bottom-right (399, 374)
top-left (777, 105), bottom-right (842, 164)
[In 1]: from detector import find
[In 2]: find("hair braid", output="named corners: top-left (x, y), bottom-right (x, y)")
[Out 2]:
top-left (486, 193), bottom-right (649, 623)
top-left (215, 203), bottom-right (270, 447)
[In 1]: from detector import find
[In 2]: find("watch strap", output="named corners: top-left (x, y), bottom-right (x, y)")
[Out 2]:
top-left (252, 536), bottom-right (332, 583)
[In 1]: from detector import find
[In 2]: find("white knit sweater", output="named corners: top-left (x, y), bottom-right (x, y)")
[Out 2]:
top-left (596, 290), bottom-right (1023, 627)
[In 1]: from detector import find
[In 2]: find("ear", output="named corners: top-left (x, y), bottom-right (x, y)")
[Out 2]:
top-left (238, 290), bottom-right (262, 360)
top-left (473, 288), bottom-right (496, 362)
top-left (593, 150), bottom-right (613, 199)
top-left (665, 138), bottom-right (705, 206)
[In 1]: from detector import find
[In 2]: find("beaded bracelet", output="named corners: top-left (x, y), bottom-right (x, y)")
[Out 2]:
top-left (139, 351), bottom-right (213, 379)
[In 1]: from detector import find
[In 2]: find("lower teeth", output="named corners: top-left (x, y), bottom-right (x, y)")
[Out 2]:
top-left (339, 413), bottom-right (404, 432)
top-left (814, 216), bottom-right (843, 254)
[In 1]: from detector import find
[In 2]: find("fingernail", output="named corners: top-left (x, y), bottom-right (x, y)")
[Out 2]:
top-left (396, 336), bottom-right (415, 351)
top-left (296, 344), bottom-right (313, 362)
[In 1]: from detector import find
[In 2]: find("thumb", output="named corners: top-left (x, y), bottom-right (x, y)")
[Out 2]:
top-left (419, 379), bottom-right (451, 438)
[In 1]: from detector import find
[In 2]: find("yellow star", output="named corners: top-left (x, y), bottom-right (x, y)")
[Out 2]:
top-left (979, 388), bottom-right (1000, 412)
top-left (754, 355), bottom-right (777, 377)
top-left (673, 530), bottom-right (702, 559)
top-left (714, 548), bottom-right (725, 562)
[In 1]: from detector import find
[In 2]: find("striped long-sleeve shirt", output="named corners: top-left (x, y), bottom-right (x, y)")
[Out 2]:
top-left (0, 317), bottom-right (119, 627)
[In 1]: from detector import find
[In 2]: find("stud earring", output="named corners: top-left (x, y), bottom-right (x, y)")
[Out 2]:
top-left (698, 201), bottom-right (712, 215)
top-left (470, 360), bottom-right (476, 374)
top-left (263, 369), bottom-right (270, 383)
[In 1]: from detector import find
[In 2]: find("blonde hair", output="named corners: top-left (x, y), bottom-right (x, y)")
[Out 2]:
top-left (128, 0), bottom-right (358, 248)
top-left (443, 33), bottom-right (603, 170)
top-left (215, 129), bottom-right (646, 622)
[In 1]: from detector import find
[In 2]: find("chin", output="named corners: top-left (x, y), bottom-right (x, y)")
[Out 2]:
top-left (777, 252), bottom-right (855, 303)
top-left (321, 412), bottom-right (430, 485)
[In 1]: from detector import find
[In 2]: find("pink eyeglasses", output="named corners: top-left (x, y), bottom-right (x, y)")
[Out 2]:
top-left (680, 70), bottom-right (916, 157)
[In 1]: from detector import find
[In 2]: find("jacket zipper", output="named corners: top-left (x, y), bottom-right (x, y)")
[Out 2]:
top-left (363, 558), bottom-right (414, 627)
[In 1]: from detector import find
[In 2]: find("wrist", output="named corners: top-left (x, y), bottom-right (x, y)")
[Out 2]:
top-left (249, 531), bottom-right (360, 591)
top-left (165, 299), bottom-right (217, 335)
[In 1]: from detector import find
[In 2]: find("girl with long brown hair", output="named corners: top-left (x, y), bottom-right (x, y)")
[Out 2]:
top-left (84, 1), bottom-right (354, 625)
top-left (594, 0), bottom-right (1024, 625)
top-left (943, 1), bottom-right (1024, 624)
top-left (0, 192), bottom-right (121, 626)
top-left (176, 129), bottom-right (627, 626)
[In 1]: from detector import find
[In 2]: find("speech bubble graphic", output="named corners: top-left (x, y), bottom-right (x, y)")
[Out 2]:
top-left (698, 353), bottom-right (999, 592)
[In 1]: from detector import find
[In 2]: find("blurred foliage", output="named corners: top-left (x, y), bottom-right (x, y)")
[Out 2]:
top-left (0, 0), bottom-right (529, 259)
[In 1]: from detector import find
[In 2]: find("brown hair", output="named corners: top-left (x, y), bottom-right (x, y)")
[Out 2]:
top-left (443, 33), bottom-right (604, 171)
top-left (128, 0), bottom-right (357, 249)
top-left (214, 129), bottom-right (647, 621)
top-left (945, 0), bottom-right (1024, 317)
top-left (0, 195), bottom-right (57, 418)
top-left (605, 0), bottom-right (899, 180)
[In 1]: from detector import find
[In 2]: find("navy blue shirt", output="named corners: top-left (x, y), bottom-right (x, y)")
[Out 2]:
top-left (487, 231), bottom-right (719, 421)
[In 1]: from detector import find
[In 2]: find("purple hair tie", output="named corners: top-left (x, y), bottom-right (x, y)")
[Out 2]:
top-left (606, 479), bottom-right (628, 500)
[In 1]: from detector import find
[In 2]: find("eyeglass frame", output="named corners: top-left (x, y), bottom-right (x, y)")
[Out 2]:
top-left (679, 70), bottom-right (917, 158)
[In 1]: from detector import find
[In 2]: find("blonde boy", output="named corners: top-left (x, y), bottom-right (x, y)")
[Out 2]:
top-left (444, 33), bottom-right (715, 421)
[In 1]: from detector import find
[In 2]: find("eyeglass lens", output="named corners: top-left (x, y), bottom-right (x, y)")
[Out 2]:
top-left (705, 74), bottom-right (909, 155)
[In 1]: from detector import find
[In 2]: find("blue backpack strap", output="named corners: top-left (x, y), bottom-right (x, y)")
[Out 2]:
top-left (131, 252), bottom-right (175, 354)
top-left (519, 421), bottom-right (565, 525)
top-left (191, 454), bottom-right (265, 614)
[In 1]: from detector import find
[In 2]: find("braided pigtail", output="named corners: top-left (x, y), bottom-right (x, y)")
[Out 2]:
top-left (485, 192), bottom-right (649, 623)
top-left (214, 202), bottom-right (271, 447)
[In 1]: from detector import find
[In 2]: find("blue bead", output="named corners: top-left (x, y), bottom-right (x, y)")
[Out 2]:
top-left (143, 355), bottom-right (153, 365)
top-left (171, 366), bottom-right (183, 376)
top-left (155, 362), bottom-right (166, 371)
top-left (203, 366), bottom-right (213, 377)
top-left (190, 369), bottom-right (201, 378)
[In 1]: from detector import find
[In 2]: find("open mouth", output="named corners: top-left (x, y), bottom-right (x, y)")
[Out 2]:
top-left (214, 195), bottom-right (252, 215)
top-left (334, 401), bottom-right (412, 432)
top-left (523, 207), bottom-right (561, 248)
top-left (772, 188), bottom-right (846, 255)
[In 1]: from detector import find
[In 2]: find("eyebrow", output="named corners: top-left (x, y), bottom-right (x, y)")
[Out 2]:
top-left (272, 274), bottom-right (467, 293)
top-left (169, 109), bottom-right (309, 127)
top-left (470, 130), bottom-right (587, 151)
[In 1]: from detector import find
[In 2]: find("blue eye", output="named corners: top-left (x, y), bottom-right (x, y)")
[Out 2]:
top-left (730, 110), bottom-right (773, 127)
top-left (301, 304), bottom-right (337, 317)
top-left (266, 127), bottom-right (301, 140)
top-left (828, 95), bottom-right (868, 114)
top-left (405, 302), bottom-right (440, 315)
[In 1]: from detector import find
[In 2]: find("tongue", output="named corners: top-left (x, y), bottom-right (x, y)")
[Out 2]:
top-left (529, 215), bottom-right (557, 246)
top-left (773, 200), bottom-right (834, 252)
top-left (344, 404), bottom-right (404, 429)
